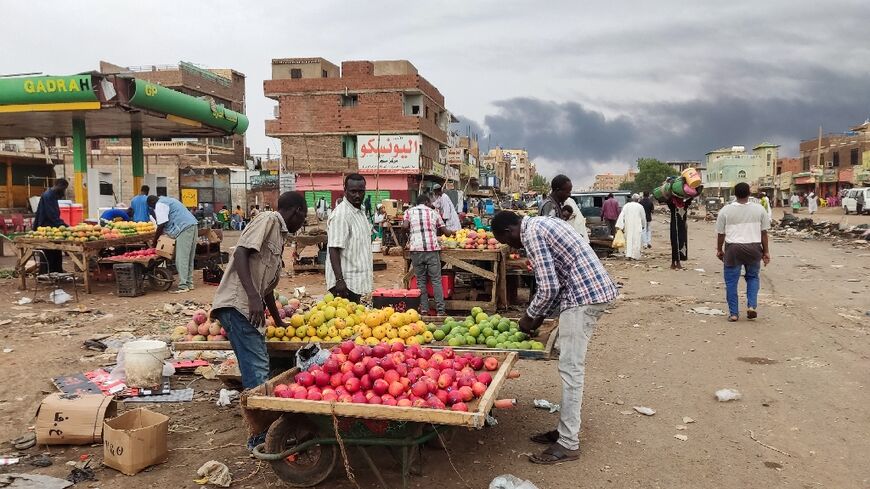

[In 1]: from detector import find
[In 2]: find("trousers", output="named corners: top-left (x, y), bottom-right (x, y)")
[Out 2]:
top-left (173, 224), bottom-right (198, 289)
top-left (556, 303), bottom-right (609, 451)
top-left (723, 262), bottom-right (760, 316)
top-left (642, 220), bottom-right (652, 246)
top-left (214, 307), bottom-right (269, 389)
top-left (410, 251), bottom-right (445, 315)
top-left (669, 207), bottom-right (688, 262)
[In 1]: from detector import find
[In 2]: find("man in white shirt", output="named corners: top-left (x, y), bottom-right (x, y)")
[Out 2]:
top-left (326, 173), bottom-right (373, 303)
top-left (432, 184), bottom-right (461, 232)
top-left (716, 182), bottom-right (771, 322)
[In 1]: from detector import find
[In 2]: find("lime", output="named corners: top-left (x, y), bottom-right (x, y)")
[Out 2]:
top-left (465, 335), bottom-right (477, 345)
top-left (485, 337), bottom-right (498, 348)
top-left (469, 325), bottom-right (481, 337)
top-left (510, 321), bottom-right (519, 329)
top-left (519, 341), bottom-right (531, 350)
top-left (497, 322), bottom-right (510, 333)
top-left (482, 327), bottom-right (494, 338)
top-left (495, 343), bottom-right (505, 349)
top-left (447, 337), bottom-right (462, 347)
top-left (490, 314), bottom-right (502, 323)
top-left (471, 307), bottom-right (483, 317)
top-left (433, 330), bottom-right (446, 341)
top-left (531, 341), bottom-right (545, 350)
top-left (444, 316), bottom-right (455, 323)
top-left (440, 324), bottom-right (452, 334)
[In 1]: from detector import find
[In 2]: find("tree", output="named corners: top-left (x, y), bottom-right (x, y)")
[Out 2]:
top-left (620, 157), bottom-right (678, 194)
top-left (529, 173), bottom-right (549, 194)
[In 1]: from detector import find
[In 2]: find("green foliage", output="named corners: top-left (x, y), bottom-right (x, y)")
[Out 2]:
top-left (529, 173), bottom-right (549, 193)
top-left (622, 157), bottom-right (678, 193)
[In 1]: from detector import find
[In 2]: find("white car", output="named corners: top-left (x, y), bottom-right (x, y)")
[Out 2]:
top-left (842, 187), bottom-right (869, 214)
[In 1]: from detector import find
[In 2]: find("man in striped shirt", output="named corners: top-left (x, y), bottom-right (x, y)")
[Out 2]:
top-left (403, 193), bottom-right (452, 315)
top-left (326, 173), bottom-right (373, 303)
top-left (492, 211), bottom-right (619, 464)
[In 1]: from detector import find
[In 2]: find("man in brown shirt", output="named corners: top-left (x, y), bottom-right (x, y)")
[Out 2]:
top-left (211, 192), bottom-right (307, 390)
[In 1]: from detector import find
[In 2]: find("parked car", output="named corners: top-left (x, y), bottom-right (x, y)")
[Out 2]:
top-left (569, 191), bottom-right (631, 224)
top-left (842, 188), bottom-right (869, 214)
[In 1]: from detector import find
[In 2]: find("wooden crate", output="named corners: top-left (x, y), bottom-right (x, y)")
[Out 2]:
top-left (242, 350), bottom-right (517, 429)
top-left (173, 339), bottom-right (341, 353)
top-left (420, 316), bottom-right (559, 360)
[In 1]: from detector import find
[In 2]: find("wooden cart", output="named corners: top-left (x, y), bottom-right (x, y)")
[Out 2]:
top-left (290, 234), bottom-right (328, 275)
top-left (13, 232), bottom-right (156, 294)
top-left (402, 247), bottom-right (508, 312)
top-left (242, 350), bottom-right (518, 488)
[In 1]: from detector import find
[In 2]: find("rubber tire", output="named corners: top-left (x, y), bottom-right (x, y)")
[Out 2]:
top-left (265, 414), bottom-right (337, 487)
top-left (150, 267), bottom-right (175, 291)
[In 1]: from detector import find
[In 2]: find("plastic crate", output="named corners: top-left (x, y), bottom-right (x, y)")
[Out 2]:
top-left (113, 263), bottom-right (145, 297)
top-left (371, 289), bottom-right (421, 313)
top-left (408, 270), bottom-right (455, 299)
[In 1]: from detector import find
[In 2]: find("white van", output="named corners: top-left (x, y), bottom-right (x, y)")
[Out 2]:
top-left (842, 187), bottom-right (869, 214)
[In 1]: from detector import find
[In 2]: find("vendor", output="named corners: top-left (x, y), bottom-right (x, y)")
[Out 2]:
top-left (130, 185), bottom-right (151, 222)
top-left (100, 206), bottom-right (133, 223)
top-left (33, 178), bottom-right (69, 273)
top-left (403, 193), bottom-right (452, 315)
top-left (326, 173), bottom-right (373, 303)
top-left (432, 184), bottom-right (461, 232)
top-left (148, 195), bottom-right (198, 293)
top-left (491, 210), bottom-right (618, 465)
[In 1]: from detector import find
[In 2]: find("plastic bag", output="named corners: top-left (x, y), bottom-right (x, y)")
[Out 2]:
top-left (611, 229), bottom-right (626, 249)
top-left (490, 474), bottom-right (539, 489)
top-left (296, 343), bottom-right (330, 371)
top-left (49, 289), bottom-right (73, 305)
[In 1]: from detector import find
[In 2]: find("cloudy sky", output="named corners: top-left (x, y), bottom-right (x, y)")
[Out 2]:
top-left (3, 0), bottom-right (869, 186)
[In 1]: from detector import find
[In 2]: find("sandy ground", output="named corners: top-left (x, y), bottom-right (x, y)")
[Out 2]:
top-left (0, 209), bottom-right (868, 489)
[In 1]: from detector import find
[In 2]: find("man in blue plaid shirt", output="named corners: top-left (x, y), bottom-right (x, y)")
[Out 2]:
top-left (492, 210), bottom-right (618, 464)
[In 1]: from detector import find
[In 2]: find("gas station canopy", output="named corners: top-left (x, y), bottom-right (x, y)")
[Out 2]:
top-left (0, 73), bottom-right (249, 138)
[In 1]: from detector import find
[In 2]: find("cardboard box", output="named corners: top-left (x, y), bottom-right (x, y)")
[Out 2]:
top-left (103, 408), bottom-right (169, 475)
top-left (155, 235), bottom-right (175, 259)
top-left (35, 393), bottom-right (117, 445)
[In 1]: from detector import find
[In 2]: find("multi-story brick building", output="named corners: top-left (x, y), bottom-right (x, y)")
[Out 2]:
top-left (592, 170), bottom-right (637, 191)
top-left (264, 58), bottom-right (452, 205)
top-left (796, 122), bottom-right (870, 197)
top-left (56, 61), bottom-right (247, 205)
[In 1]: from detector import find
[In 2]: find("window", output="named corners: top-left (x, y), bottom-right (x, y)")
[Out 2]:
top-left (802, 156), bottom-right (810, 171)
top-left (341, 94), bottom-right (358, 107)
top-left (89, 139), bottom-right (100, 150)
top-left (342, 135), bottom-right (356, 158)
top-left (737, 170), bottom-right (747, 179)
top-left (833, 152), bottom-right (840, 167)
top-left (322, 70), bottom-right (328, 78)
top-left (425, 106), bottom-right (429, 119)
top-left (851, 148), bottom-right (859, 166)
top-left (411, 105), bottom-right (420, 115)
top-left (290, 68), bottom-right (302, 79)
top-left (767, 152), bottom-right (771, 162)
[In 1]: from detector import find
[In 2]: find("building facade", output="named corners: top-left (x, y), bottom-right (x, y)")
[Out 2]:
top-left (592, 169), bottom-right (637, 191)
top-left (705, 143), bottom-right (779, 198)
top-left (795, 122), bottom-right (870, 198)
top-left (265, 58), bottom-right (452, 206)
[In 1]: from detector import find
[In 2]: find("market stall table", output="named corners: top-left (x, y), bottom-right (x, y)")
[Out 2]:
top-left (289, 233), bottom-right (328, 274)
top-left (381, 219), bottom-right (408, 255)
top-left (402, 247), bottom-right (508, 312)
top-left (423, 316), bottom-right (559, 360)
top-left (13, 232), bottom-right (156, 293)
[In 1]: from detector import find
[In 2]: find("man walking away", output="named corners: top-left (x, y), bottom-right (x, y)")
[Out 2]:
top-left (601, 193), bottom-right (620, 236)
top-left (130, 185), bottom-right (151, 222)
top-left (403, 194), bottom-right (452, 315)
top-left (639, 191), bottom-right (655, 248)
top-left (760, 192), bottom-right (772, 221)
top-left (432, 184), bottom-right (461, 232)
top-left (327, 173), bottom-right (373, 303)
top-left (615, 194), bottom-right (646, 260)
top-left (807, 192), bottom-right (818, 215)
top-left (716, 182), bottom-right (771, 322)
top-left (857, 190), bottom-right (865, 215)
top-left (491, 211), bottom-right (618, 464)
top-left (149, 195), bottom-right (198, 293)
top-left (667, 197), bottom-right (693, 270)
top-left (33, 179), bottom-right (69, 273)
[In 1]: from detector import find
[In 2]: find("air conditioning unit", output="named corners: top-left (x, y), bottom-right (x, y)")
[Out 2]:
top-left (825, 161), bottom-right (833, 168)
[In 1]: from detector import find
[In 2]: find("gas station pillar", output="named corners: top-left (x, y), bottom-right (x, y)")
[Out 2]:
top-left (72, 118), bottom-right (87, 216)
top-left (131, 129), bottom-right (144, 196)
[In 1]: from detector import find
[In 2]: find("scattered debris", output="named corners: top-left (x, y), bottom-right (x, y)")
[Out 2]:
top-left (619, 410), bottom-right (634, 415)
top-left (674, 434), bottom-right (688, 441)
top-left (2, 348), bottom-right (11, 354)
top-left (66, 459), bottom-right (97, 484)
top-left (194, 460), bottom-right (232, 487)
top-left (748, 430), bottom-right (792, 457)
top-left (216, 389), bottom-right (239, 407)
top-left (649, 281), bottom-right (661, 285)
top-left (16, 297), bottom-right (32, 305)
top-left (0, 457), bottom-right (20, 466)
top-left (693, 268), bottom-right (706, 273)
top-left (682, 416), bottom-right (695, 424)
top-left (11, 433), bottom-right (35, 450)
top-left (29, 455), bottom-right (53, 467)
top-left (690, 307), bottom-right (726, 316)
top-left (489, 473), bottom-right (540, 489)
top-left (633, 406), bottom-right (656, 416)
top-left (715, 388), bottom-right (742, 402)
top-left (676, 425), bottom-right (688, 430)
top-left (0, 474), bottom-right (72, 489)
top-left (533, 399), bottom-right (560, 413)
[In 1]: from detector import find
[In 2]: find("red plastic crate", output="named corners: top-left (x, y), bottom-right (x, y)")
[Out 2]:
top-left (409, 270), bottom-right (455, 299)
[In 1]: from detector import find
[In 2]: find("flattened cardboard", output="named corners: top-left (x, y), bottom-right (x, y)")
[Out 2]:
top-left (35, 393), bottom-right (117, 446)
top-left (155, 235), bottom-right (175, 259)
top-left (102, 408), bottom-right (169, 476)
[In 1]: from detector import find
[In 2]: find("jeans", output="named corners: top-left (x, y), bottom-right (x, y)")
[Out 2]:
top-left (410, 251), bottom-right (445, 315)
top-left (174, 224), bottom-right (198, 289)
top-left (642, 220), bottom-right (652, 247)
top-left (556, 303), bottom-right (608, 451)
top-left (723, 262), bottom-right (761, 316)
top-left (605, 219), bottom-right (617, 236)
top-left (214, 307), bottom-right (269, 389)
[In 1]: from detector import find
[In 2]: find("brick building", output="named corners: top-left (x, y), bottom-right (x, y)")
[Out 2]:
top-left (796, 122), bottom-right (870, 197)
top-left (592, 170), bottom-right (637, 191)
top-left (57, 61), bottom-right (247, 205)
top-left (264, 58), bottom-right (452, 205)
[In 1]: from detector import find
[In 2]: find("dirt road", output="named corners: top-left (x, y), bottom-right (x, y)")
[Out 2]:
top-left (0, 215), bottom-right (867, 488)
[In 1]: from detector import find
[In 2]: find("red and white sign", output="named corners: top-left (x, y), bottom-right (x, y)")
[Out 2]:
top-left (357, 135), bottom-right (421, 174)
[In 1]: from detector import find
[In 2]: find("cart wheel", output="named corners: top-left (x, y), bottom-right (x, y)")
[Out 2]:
top-left (265, 414), bottom-right (337, 487)
top-left (149, 268), bottom-right (174, 291)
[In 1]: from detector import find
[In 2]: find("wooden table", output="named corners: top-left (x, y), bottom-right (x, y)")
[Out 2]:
top-left (402, 247), bottom-right (508, 312)
top-left (289, 234), bottom-right (327, 274)
top-left (381, 220), bottom-right (407, 255)
top-left (13, 233), bottom-right (155, 294)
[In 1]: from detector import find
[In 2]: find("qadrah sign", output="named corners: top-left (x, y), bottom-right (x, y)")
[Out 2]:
top-left (0, 75), bottom-right (98, 105)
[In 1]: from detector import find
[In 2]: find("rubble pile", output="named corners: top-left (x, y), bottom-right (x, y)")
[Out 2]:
top-left (773, 214), bottom-right (870, 243)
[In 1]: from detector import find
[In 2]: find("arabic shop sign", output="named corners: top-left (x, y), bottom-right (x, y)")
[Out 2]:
top-left (357, 135), bottom-right (421, 173)
top-left (0, 75), bottom-right (98, 105)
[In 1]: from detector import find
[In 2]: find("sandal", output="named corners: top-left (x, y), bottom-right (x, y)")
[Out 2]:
top-left (728, 315), bottom-right (739, 322)
top-left (529, 430), bottom-right (559, 445)
top-left (529, 443), bottom-right (580, 465)
top-left (747, 308), bottom-right (757, 320)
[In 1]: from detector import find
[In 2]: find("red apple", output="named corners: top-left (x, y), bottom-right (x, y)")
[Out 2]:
top-left (477, 372), bottom-right (493, 385)
top-left (348, 347), bottom-right (364, 363)
top-left (330, 373), bottom-right (343, 388)
top-left (397, 398), bottom-right (412, 407)
top-left (388, 381), bottom-right (405, 398)
top-left (314, 371), bottom-right (330, 388)
top-left (411, 381), bottom-right (428, 398)
top-left (435, 389), bottom-right (449, 405)
top-left (447, 389), bottom-right (464, 405)
top-left (340, 371), bottom-right (355, 385)
top-left (459, 386), bottom-right (474, 402)
top-left (368, 395), bottom-right (382, 405)
top-left (380, 357), bottom-right (396, 371)
top-left (323, 359), bottom-right (339, 374)
top-left (427, 396), bottom-right (446, 409)
top-left (372, 344), bottom-right (388, 358)
top-left (352, 392), bottom-right (367, 404)
top-left (484, 357), bottom-right (499, 371)
top-left (457, 374), bottom-right (475, 388)
top-left (345, 377), bottom-right (360, 394)
top-left (360, 374), bottom-right (372, 391)
top-left (395, 364), bottom-right (408, 377)
top-left (412, 398), bottom-right (427, 408)
top-left (296, 372), bottom-right (314, 387)
top-left (372, 379), bottom-right (389, 396)
top-left (293, 388), bottom-right (307, 400)
top-left (382, 396), bottom-right (397, 406)
top-left (384, 369), bottom-right (400, 385)
top-left (390, 342), bottom-right (405, 353)
top-left (338, 394), bottom-right (352, 403)
top-left (340, 361), bottom-right (354, 374)
top-left (472, 382), bottom-right (487, 397)
top-left (442, 348), bottom-right (455, 359)
top-left (352, 362), bottom-right (367, 377)
top-left (340, 340), bottom-right (355, 354)
top-left (420, 348), bottom-right (433, 360)
top-left (452, 402), bottom-right (468, 412)
top-left (470, 357), bottom-right (484, 370)
top-left (322, 391), bottom-right (338, 402)
top-left (307, 390), bottom-right (322, 401)
top-left (369, 365), bottom-right (385, 380)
